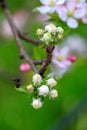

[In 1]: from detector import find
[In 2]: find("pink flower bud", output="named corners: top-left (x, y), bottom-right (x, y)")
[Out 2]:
top-left (68, 55), bottom-right (76, 63)
top-left (20, 63), bottom-right (31, 72)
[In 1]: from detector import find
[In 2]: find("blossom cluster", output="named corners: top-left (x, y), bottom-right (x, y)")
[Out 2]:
top-left (51, 46), bottom-right (76, 78)
top-left (26, 74), bottom-right (58, 109)
top-left (37, 0), bottom-right (87, 28)
top-left (37, 23), bottom-right (64, 45)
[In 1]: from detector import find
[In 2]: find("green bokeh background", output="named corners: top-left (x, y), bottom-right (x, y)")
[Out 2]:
top-left (0, 0), bottom-right (87, 130)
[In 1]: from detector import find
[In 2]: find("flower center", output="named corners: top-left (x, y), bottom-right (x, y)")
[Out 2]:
top-left (57, 55), bottom-right (64, 61)
top-left (48, 0), bottom-right (56, 7)
top-left (67, 9), bottom-right (74, 17)
top-left (76, 0), bottom-right (80, 3)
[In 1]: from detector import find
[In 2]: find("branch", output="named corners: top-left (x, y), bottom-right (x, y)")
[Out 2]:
top-left (0, 0), bottom-right (55, 77)
top-left (39, 46), bottom-right (55, 76)
top-left (33, 59), bottom-right (45, 65)
top-left (0, 0), bottom-right (38, 73)
top-left (18, 31), bottom-right (41, 45)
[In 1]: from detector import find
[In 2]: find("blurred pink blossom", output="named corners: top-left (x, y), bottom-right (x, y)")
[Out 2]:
top-left (51, 46), bottom-right (76, 79)
top-left (56, 0), bottom-right (85, 28)
top-left (52, 46), bottom-right (72, 68)
top-left (82, 3), bottom-right (87, 23)
top-left (0, 10), bottom-right (28, 38)
top-left (37, 0), bottom-right (87, 28)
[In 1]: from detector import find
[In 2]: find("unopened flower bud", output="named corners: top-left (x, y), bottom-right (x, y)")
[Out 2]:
top-left (57, 26), bottom-right (64, 34)
top-left (47, 78), bottom-right (57, 88)
top-left (32, 74), bottom-right (42, 85)
top-left (45, 23), bottom-right (57, 34)
top-left (68, 55), bottom-right (76, 63)
top-left (37, 28), bottom-right (43, 36)
top-left (20, 62), bottom-right (30, 72)
top-left (57, 34), bottom-right (63, 40)
top-left (27, 84), bottom-right (34, 92)
top-left (49, 89), bottom-right (58, 99)
top-left (38, 85), bottom-right (49, 96)
top-left (41, 32), bottom-right (52, 45)
top-left (32, 98), bottom-right (42, 109)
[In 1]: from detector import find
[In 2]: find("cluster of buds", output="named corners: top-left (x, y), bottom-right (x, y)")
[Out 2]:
top-left (26, 74), bottom-right (58, 109)
top-left (37, 23), bottom-right (64, 45)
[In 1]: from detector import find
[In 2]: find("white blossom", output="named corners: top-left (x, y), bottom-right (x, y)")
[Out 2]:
top-left (56, 0), bottom-right (85, 28)
top-left (38, 85), bottom-right (49, 96)
top-left (57, 26), bottom-right (64, 34)
top-left (47, 78), bottom-right (57, 87)
top-left (57, 34), bottom-right (63, 40)
top-left (37, 28), bottom-right (43, 36)
top-left (32, 98), bottom-right (42, 109)
top-left (32, 74), bottom-right (42, 85)
top-left (40, 32), bottom-right (52, 45)
top-left (45, 23), bottom-right (57, 34)
top-left (49, 89), bottom-right (58, 98)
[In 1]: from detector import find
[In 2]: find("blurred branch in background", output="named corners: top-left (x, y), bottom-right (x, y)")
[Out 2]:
top-left (0, 0), bottom-right (38, 73)
top-left (50, 94), bottom-right (87, 130)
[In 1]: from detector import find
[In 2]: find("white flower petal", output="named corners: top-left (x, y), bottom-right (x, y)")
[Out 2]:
top-left (67, 18), bottom-right (78, 28)
top-left (57, 61), bottom-right (66, 68)
top-left (37, 6), bottom-right (51, 14)
top-left (82, 17), bottom-right (87, 23)
top-left (57, 0), bottom-right (66, 5)
top-left (74, 7), bottom-right (85, 19)
top-left (40, 0), bottom-right (49, 5)
top-left (60, 47), bottom-right (69, 56)
top-left (56, 6), bottom-right (67, 21)
top-left (66, 0), bottom-right (75, 10)
top-left (63, 60), bottom-right (71, 66)
top-left (49, 7), bottom-right (56, 13)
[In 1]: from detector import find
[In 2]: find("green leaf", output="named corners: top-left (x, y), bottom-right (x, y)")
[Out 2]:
top-left (15, 87), bottom-right (29, 94)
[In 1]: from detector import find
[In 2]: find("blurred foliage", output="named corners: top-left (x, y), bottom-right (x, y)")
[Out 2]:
top-left (0, 0), bottom-right (87, 130)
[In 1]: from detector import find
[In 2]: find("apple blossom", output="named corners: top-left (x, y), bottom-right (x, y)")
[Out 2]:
top-left (37, 23), bottom-right (64, 45)
top-left (49, 89), bottom-right (58, 98)
top-left (36, 0), bottom-right (66, 14)
top-left (56, 0), bottom-right (85, 28)
top-left (45, 23), bottom-right (57, 34)
top-left (52, 46), bottom-right (71, 69)
top-left (57, 26), bottom-right (64, 34)
top-left (38, 85), bottom-right (49, 96)
top-left (40, 32), bottom-right (52, 45)
top-left (47, 78), bottom-right (57, 87)
top-left (36, 28), bottom-right (44, 36)
top-left (82, 3), bottom-right (87, 23)
top-left (32, 74), bottom-right (42, 85)
top-left (32, 98), bottom-right (43, 109)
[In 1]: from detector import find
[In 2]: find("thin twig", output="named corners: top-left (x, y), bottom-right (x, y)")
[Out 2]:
top-left (33, 59), bottom-right (45, 65)
top-left (0, 0), bottom-right (55, 77)
top-left (0, 0), bottom-right (38, 73)
top-left (39, 46), bottom-right (55, 76)
top-left (18, 31), bottom-right (41, 45)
